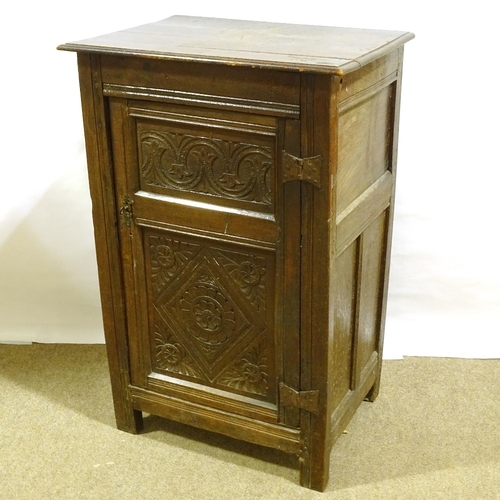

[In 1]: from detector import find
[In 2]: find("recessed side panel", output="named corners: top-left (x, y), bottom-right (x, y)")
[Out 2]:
top-left (337, 80), bottom-right (396, 214)
top-left (352, 209), bottom-right (389, 387)
top-left (329, 210), bottom-right (388, 445)
top-left (331, 239), bottom-right (359, 409)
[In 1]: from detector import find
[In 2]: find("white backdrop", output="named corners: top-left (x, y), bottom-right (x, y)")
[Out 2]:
top-left (1, 2), bottom-right (498, 358)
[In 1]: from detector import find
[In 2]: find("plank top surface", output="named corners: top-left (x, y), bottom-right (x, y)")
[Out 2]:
top-left (58, 16), bottom-right (414, 74)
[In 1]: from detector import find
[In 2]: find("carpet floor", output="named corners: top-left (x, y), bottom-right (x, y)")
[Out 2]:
top-left (1, 344), bottom-right (499, 499)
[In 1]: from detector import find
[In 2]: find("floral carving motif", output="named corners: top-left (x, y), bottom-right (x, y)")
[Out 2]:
top-left (139, 129), bottom-right (273, 204)
top-left (150, 236), bottom-right (197, 293)
top-left (193, 296), bottom-right (223, 331)
top-left (149, 236), bottom-right (270, 388)
top-left (154, 324), bottom-right (202, 379)
top-left (217, 341), bottom-right (268, 396)
top-left (215, 252), bottom-right (266, 311)
top-left (180, 284), bottom-right (237, 349)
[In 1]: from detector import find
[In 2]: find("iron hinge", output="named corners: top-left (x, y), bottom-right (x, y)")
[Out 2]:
top-left (279, 382), bottom-right (320, 415)
top-left (282, 151), bottom-right (323, 188)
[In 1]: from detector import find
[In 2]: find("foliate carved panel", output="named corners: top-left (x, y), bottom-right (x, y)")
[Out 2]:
top-left (173, 263), bottom-right (251, 364)
top-left (146, 230), bottom-right (274, 400)
top-left (138, 128), bottom-right (273, 205)
top-left (213, 250), bottom-right (266, 312)
top-left (217, 339), bottom-right (269, 396)
top-left (153, 320), bottom-right (203, 380)
top-left (149, 235), bottom-right (199, 294)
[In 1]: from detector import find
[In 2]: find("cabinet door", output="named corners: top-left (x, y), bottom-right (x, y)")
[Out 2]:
top-left (109, 97), bottom-right (301, 432)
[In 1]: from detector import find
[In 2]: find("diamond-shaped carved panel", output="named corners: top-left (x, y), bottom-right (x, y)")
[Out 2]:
top-left (153, 246), bottom-right (266, 383)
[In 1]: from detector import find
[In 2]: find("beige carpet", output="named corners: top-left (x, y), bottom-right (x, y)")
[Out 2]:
top-left (1, 344), bottom-right (499, 499)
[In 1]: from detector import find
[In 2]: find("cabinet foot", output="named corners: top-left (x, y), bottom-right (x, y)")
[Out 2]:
top-left (299, 439), bottom-right (331, 492)
top-left (364, 376), bottom-right (381, 402)
top-left (116, 408), bottom-right (144, 434)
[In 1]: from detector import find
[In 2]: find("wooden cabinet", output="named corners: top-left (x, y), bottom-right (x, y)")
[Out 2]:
top-left (59, 16), bottom-right (413, 491)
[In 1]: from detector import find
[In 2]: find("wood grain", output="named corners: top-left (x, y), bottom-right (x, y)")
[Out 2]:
top-left (60, 16), bottom-right (413, 491)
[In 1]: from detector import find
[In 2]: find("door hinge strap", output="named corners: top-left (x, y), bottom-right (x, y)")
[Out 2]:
top-left (279, 383), bottom-right (320, 414)
top-left (282, 151), bottom-right (323, 188)
top-left (119, 194), bottom-right (134, 227)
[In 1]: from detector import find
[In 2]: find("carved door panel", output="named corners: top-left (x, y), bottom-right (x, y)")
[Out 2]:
top-left (109, 97), bottom-right (301, 426)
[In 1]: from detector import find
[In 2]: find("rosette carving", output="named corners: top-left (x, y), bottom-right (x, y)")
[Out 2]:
top-left (154, 324), bottom-right (202, 379)
top-left (179, 284), bottom-right (237, 359)
top-left (217, 340), bottom-right (268, 396)
top-left (149, 236), bottom-right (198, 293)
top-left (215, 251), bottom-right (266, 311)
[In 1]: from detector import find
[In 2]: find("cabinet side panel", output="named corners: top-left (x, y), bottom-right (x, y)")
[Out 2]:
top-left (337, 82), bottom-right (395, 214)
top-left (331, 240), bottom-right (358, 408)
top-left (353, 210), bottom-right (388, 385)
top-left (337, 51), bottom-right (399, 105)
top-left (329, 48), bottom-right (406, 460)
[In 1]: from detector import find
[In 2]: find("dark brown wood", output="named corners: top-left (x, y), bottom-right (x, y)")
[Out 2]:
top-left (76, 53), bottom-right (143, 434)
top-left (59, 16), bottom-right (413, 491)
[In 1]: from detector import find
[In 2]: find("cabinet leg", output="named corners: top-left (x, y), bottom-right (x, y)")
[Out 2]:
top-left (364, 381), bottom-right (380, 402)
top-left (114, 404), bottom-right (144, 434)
top-left (365, 362), bottom-right (383, 402)
top-left (299, 452), bottom-right (330, 492)
top-left (299, 425), bottom-right (331, 491)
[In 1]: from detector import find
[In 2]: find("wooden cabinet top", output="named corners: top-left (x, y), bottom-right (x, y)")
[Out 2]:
top-left (58, 15), bottom-right (414, 75)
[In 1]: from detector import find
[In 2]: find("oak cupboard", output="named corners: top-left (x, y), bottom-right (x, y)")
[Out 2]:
top-left (58, 16), bottom-right (413, 491)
